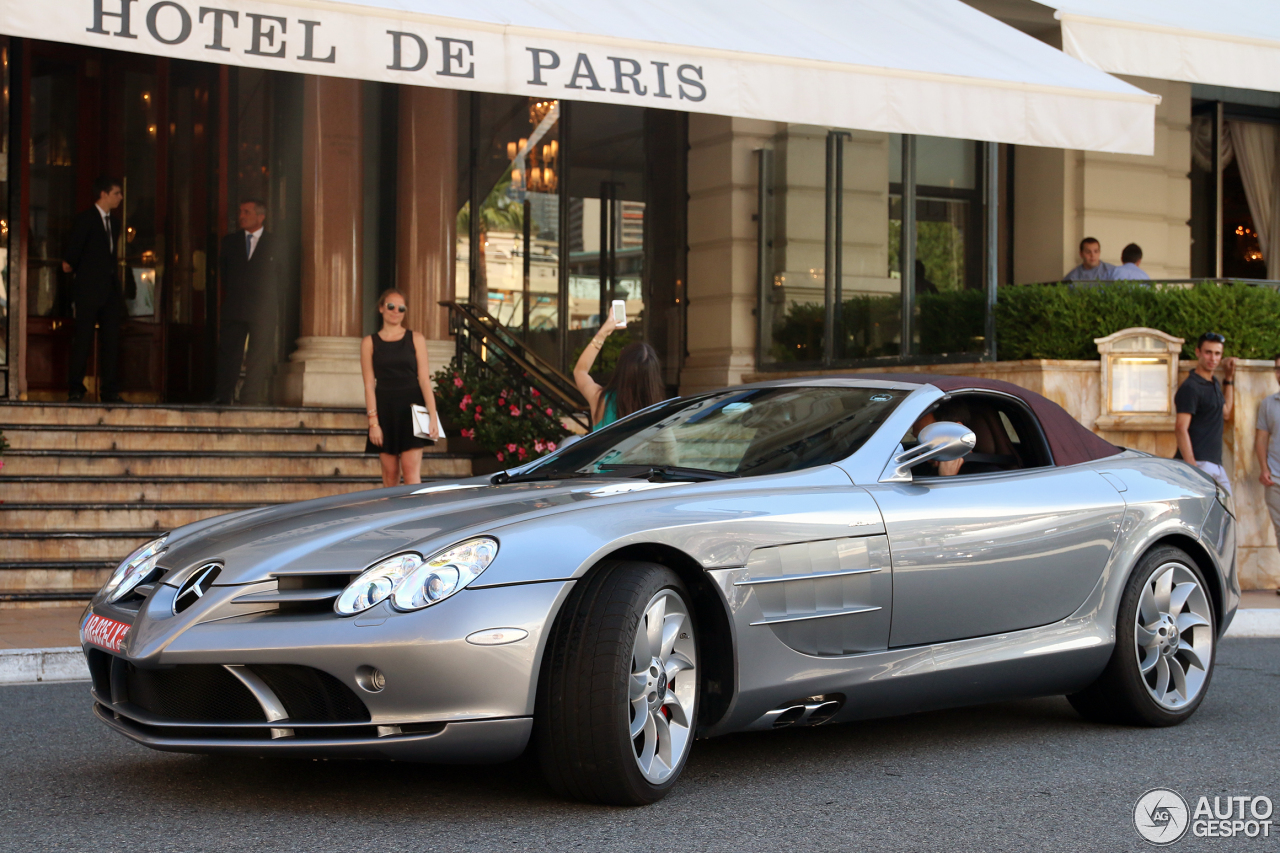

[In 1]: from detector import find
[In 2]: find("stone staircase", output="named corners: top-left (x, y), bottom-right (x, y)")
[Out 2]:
top-left (0, 403), bottom-right (473, 602)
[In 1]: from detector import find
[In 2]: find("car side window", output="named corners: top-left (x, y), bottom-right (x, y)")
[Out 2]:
top-left (907, 393), bottom-right (1052, 478)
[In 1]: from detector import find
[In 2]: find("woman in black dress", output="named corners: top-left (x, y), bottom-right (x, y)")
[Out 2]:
top-left (360, 288), bottom-right (442, 487)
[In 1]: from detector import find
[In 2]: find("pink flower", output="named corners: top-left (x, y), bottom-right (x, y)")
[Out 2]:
top-left (534, 440), bottom-right (545, 452)
top-left (531, 388), bottom-right (540, 397)
top-left (517, 446), bottom-right (528, 459)
top-left (475, 406), bottom-right (482, 414)
top-left (461, 428), bottom-right (474, 439)
top-left (474, 412), bottom-right (482, 422)
top-left (525, 404), bottom-right (533, 410)
top-left (547, 442), bottom-right (557, 451)
top-left (498, 398), bottom-right (506, 407)
top-left (496, 451), bottom-right (504, 461)
top-left (510, 406), bottom-right (520, 416)
top-left (545, 407), bottom-right (554, 416)
top-left (506, 443), bottom-right (517, 453)
top-left (453, 376), bottom-right (463, 387)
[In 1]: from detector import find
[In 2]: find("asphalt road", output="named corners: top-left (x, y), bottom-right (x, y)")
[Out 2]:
top-left (2, 640), bottom-right (1278, 853)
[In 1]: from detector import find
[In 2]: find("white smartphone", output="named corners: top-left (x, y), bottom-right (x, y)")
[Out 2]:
top-left (611, 299), bottom-right (628, 328)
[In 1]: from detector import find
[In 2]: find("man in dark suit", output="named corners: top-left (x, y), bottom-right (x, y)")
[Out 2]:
top-left (215, 198), bottom-right (281, 405)
top-left (61, 176), bottom-right (125, 402)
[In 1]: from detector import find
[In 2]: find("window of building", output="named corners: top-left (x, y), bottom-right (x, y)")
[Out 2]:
top-left (759, 128), bottom-right (995, 370)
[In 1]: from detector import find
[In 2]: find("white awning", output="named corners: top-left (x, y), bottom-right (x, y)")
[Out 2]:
top-left (1051, 1), bottom-right (1280, 93)
top-left (0, 0), bottom-right (1158, 153)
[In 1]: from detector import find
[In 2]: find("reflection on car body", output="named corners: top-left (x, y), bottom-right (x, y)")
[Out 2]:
top-left (81, 374), bottom-right (1238, 805)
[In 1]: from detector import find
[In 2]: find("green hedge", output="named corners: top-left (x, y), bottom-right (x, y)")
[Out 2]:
top-left (766, 282), bottom-right (1280, 364)
top-left (996, 282), bottom-right (1280, 361)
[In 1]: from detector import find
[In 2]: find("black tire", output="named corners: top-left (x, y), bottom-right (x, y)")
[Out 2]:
top-left (1068, 545), bottom-right (1217, 726)
top-left (535, 560), bottom-right (699, 805)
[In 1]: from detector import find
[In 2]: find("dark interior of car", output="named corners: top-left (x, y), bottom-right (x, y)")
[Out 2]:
top-left (906, 392), bottom-right (1053, 477)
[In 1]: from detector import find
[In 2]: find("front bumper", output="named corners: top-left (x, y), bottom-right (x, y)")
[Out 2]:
top-left (85, 580), bottom-right (572, 762)
top-left (94, 702), bottom-right (533, 762)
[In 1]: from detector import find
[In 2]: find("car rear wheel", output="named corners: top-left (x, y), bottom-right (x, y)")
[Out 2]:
top-left (1068, 545), bottom-right (1217, 726)
top-left (535, 560), bottom-right (698, 805)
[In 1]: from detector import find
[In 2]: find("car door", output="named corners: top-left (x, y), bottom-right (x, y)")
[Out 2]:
top-left (864, 398), bottom-right (1126, 648)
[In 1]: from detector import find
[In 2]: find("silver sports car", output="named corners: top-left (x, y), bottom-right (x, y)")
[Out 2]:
top-left (82, 375), bottom-right (1238, 805)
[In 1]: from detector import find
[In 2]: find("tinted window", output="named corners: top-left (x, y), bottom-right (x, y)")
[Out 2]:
top-left (520, 386), bottom-right (910, 479)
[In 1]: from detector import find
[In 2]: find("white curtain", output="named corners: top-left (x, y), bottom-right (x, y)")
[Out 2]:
top-left (1228, 120), bottom-right (1280, 276)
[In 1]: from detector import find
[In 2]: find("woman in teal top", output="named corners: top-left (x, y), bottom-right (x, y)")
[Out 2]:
top-left (573, 305), bottom-right (664, 431)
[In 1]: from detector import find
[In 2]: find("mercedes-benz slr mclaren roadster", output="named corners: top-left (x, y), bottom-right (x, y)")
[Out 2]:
top-left (81, 375), bottom-right (1239, 805)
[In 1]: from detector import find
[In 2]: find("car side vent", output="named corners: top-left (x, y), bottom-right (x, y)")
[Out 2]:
top-left (174, 563), bottom-right (222, 614)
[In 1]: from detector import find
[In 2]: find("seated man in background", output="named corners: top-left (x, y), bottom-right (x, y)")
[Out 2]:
top-left (1063, 237), bottom-right (1116, 282)
top-left (1110, 243), bottom-right (1151, 281)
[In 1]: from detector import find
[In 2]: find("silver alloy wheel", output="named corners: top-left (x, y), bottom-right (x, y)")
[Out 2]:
top-left (1135, 562), bottom-right (1214, 710)
top-left (629, 588), bottom-right (697, 784)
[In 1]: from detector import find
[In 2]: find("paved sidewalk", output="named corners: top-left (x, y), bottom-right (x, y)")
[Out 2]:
top-left (0, 605), bottom-right (84, 650)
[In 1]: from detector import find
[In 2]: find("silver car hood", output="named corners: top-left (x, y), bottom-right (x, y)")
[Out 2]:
top-left (161, 480), bottom-right (651, 586)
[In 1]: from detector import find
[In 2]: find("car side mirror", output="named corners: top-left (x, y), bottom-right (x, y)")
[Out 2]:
top-left (880, 421), bottom-right (977, 483)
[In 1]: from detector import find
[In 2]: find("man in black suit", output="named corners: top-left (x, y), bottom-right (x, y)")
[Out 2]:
top-left (61, 176), bottom-right (125, 402)
top-left (215, 198), bottom-right (281, 405)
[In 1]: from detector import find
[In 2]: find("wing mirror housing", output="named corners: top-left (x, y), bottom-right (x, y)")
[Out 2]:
top-left (880, 421), bottom-right (977, 483)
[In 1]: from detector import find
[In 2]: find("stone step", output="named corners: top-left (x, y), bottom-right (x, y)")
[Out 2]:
top-left (0, 502), bottom-right (267, 531)
top-left (1, 476), bottom-right (386, 503)
top-left (3, 425), bottom-right (371, 453)
top-left (1, 451), bottom-right (472, 479)
top-left (0, 560), bottom-right (114, 593)
top-left (0, 402), bottom-right (370, 429)
top-left (0, 531), bottom-right (156, 561)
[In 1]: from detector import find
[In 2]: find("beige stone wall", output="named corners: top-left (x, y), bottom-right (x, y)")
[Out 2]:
top-left (745, 359), bottom-right (1279, 591)
top-left (1013, 76), bottom-right (1192, 283)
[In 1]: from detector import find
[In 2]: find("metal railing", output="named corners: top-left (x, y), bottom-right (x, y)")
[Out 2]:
top-left (441, 300), bottom-right (591, 432)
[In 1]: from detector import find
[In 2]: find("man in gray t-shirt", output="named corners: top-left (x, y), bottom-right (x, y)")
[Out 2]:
top-left (1254, 355), bottom-right (1280, 566)
top-left (1063, 236), bottom-right (1117, 282)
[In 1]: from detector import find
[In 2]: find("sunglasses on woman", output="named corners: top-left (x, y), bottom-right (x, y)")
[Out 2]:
top-left (385, 303), bottom-right (407, 313)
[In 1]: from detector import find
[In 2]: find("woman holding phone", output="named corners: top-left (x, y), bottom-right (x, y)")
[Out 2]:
top-left (573, 305), bottom-right (664, 431)
top-left (361, 288), bottom-right (442, 486)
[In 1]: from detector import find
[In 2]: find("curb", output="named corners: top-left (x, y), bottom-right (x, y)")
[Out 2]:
top-left (1, 610), bottom-right (1278, 685)
top-left (0, 647), bottom-right (89, 684)
top-left (1224, 608), bottom-right (1280, 638)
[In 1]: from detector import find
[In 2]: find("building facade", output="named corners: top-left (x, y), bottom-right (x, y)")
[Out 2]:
top-left (0, 2), bottom-right (1276, 405)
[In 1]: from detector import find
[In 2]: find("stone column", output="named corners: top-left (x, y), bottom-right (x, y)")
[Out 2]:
top-left (282, 76), bottom-right (365, 407)
top-left (680, 115), bottom-right (778, 395)
top-left (397, 86), bottom-right (458, 375)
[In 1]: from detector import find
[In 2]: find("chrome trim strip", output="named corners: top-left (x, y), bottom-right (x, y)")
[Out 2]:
top-left (750, 605), bottom-right (882, 626)
top-left (223, 665), bottom-right (290, 723)
top-left (734, 567), bottom-right (881, 587)
top-left (231, 589), bottom-right (343, 604)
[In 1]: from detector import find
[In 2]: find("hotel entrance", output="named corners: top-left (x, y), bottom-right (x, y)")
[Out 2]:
top-left (15, 40), bottom-right (222, 401)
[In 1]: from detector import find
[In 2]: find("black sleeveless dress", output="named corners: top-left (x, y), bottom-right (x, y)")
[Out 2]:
top-left (365, 331), bottom-right (429, 455)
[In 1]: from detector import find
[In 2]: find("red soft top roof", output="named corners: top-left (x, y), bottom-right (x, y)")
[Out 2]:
top-left (845, 373), bottom-right (1122, 467)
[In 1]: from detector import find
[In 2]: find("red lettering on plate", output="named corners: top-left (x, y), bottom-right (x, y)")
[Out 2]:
top-left (81, 614), bottom-right (131, 653)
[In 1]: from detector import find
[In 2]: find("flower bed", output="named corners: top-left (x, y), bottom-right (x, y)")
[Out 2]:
top-left (432, 358), bottom-right (570, 465)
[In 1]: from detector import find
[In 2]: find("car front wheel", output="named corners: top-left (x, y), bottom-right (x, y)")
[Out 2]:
top-left (535, 560), bottom-right (699, 805)
top-left (1068, 545), bottom-right (1217, 726)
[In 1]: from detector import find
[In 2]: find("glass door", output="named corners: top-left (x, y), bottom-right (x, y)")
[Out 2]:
top-left (20, 43), bottom-right (220, 401)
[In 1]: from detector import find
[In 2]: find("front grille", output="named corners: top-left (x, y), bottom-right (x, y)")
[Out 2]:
top-left (127, 663), bottom-right (267, 722)
top-left (91, 653), bottom-right (370, 724)
top-left (251, 665), bottom-right (370, 722)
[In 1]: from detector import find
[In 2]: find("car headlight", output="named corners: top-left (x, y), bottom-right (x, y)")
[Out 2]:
top-left (100, 536), bottom-right (168, 603)
top-left (392, 538), bottom-right (498, 611)
top-left (334, 553), bottom-right (423, 616)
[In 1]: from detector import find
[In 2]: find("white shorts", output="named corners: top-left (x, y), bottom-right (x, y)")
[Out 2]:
top-left (1195, 460), bottom-right (1232, 496)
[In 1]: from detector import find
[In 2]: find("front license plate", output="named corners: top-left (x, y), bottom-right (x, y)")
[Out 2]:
top-left (81, 613), bottom-right (131, 653)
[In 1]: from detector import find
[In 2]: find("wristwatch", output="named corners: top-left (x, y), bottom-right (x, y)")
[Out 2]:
top-left (1223, 380), bottom-right (1234, 386)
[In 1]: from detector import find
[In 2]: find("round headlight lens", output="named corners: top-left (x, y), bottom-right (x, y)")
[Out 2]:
top-left (391, 537), bottom-right (498, 611)
top-left (335, 553), bottom-right (423, 616)
top-left (101, 536), bottom-right (168, 603)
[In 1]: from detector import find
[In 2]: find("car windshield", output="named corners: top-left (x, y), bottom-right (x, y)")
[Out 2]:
top-left (510, 386), bottom-right (910, 481)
